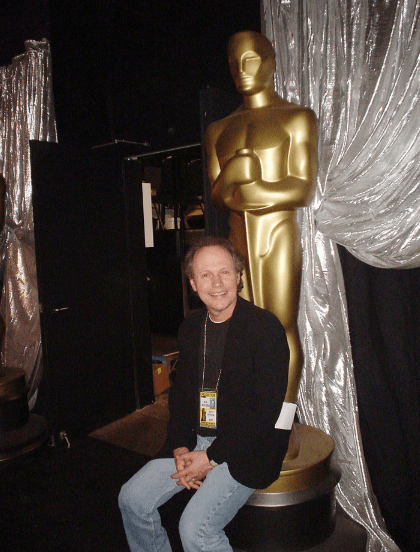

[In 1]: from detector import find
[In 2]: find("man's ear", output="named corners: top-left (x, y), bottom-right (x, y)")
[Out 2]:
top-left (190, 278), bottom-right (197, 292)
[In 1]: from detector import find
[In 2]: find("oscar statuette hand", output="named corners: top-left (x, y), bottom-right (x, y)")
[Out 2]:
top-left (220, 148), bottom-right (261, 184)
top-left (215, 148), bottom-right (272, 212)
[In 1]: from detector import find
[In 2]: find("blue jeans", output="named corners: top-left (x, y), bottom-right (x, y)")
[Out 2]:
top-left (118, 435), bottom-right (254, 552)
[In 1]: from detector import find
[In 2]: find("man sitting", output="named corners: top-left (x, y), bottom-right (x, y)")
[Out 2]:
top-left (119, 236), bottom-right (290, 552)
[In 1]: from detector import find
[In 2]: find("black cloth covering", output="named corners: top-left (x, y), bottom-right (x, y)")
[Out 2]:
top-left (338, 245), bottom-right (420, 552)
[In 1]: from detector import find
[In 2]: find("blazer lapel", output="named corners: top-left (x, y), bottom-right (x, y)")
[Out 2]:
top-left (219, 297), bottom-right (249, 384)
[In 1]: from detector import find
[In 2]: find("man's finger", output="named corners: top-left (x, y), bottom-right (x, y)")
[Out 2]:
top-left (177, 476), bottom-right (191, 489)
top-left (171, 468), bottom-right (190, 479)
top-left (190, 479), bottom-right (202, 490)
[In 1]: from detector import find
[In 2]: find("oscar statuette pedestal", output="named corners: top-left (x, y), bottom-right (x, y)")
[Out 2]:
top-left (0, 366), bottom-right (48, 463)
top-left (227, 424), bottom-right (341, 552)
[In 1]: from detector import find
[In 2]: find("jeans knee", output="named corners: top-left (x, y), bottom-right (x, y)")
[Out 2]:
top-left (179, 509), bottom-right (201, 551)
top-left (119, 480), bottom-right (142, 516)
top-left (118, 481), bottom-right (130, 511)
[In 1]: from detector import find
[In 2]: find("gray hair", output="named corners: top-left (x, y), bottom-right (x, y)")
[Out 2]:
top-left (183, 236), bottom-right (244, 292)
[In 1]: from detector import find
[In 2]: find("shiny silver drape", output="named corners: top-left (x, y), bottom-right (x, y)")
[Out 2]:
top-left (0, 40), bottom-right (57, 406)
top-left (262, 1), bottom-right (420, 550)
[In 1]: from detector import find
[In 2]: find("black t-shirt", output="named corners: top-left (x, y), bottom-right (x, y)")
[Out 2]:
top-left (197, 315), bottom-right (230, 437)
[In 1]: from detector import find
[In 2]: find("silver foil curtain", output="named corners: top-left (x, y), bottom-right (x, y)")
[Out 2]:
top-left (262, 0), bottom-right (420, 550)
top-left (0, 40), bottom-right (57, 406)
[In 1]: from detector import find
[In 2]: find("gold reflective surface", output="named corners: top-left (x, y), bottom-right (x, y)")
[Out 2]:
top-left (205, 31), bottom-right (318, 404)
top-left (258, 424), bottom-right (334, 494)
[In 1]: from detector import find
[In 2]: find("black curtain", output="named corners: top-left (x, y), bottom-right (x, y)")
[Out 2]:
top-left (30, 141), bottom-right (154, 436)
top-left (338, 245), bottom-right (420, 552)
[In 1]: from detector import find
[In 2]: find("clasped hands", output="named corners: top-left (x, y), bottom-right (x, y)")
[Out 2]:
top-left (171, 447), bottom-right (214, 491)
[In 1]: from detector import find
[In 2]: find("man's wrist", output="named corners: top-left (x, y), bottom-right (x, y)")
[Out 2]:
top-left (205, 449), bottom-right (218, 467)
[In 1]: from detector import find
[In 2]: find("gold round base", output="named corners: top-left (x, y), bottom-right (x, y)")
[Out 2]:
top-left (257, 423), bottom-right (335, 494)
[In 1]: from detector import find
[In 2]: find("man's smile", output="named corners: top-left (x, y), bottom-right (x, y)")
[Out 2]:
top-left (190, 245), bottom-right (240, 322)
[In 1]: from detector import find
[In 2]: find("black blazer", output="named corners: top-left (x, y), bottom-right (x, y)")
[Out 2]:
top-left (159, 296), bottom-right (291, 489)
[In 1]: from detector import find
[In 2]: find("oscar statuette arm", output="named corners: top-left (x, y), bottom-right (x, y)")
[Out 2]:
top-left (206, 110), bottom-right (318, 215)
top-left (230, 112), bottom-right (318, 214)
top-left (205, 121), bottom-right (231, 212)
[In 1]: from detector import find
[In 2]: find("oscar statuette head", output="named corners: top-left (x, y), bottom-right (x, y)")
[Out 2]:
top-left (227, 31), bottom-right (276, 97)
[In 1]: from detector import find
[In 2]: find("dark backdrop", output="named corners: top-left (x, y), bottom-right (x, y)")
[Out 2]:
top-left (338, 246), bottom-right (420, 552)
top-left (0, 0), bottom-right (261, 149)
top-left (30, 141), bottom-right (154, 436)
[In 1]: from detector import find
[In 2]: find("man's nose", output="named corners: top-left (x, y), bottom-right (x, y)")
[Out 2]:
top-left (211, 274), bottom-right (222, 286)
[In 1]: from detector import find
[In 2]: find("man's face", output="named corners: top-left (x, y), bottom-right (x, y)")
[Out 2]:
top-left (228, 35), bottom-right (274, 95)
top-left (190, 246), bottom-right (240, 322)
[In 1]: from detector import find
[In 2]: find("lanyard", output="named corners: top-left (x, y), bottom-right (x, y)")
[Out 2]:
top-left (201, 312), bottom-right (223, 391)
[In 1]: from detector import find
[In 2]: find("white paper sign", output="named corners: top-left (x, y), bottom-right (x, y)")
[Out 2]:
top-left (275, 402), bottom-right (297, 430)
top-left (142, 182), bottom-right (154, 248)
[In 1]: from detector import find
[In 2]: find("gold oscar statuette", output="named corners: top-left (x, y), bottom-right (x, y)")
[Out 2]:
top-left (205, 31), bottom-right (334, 492)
